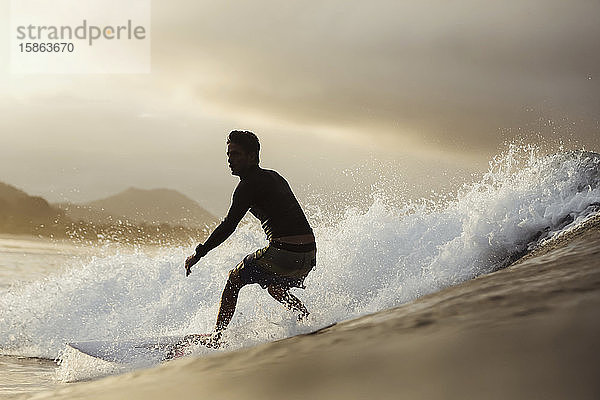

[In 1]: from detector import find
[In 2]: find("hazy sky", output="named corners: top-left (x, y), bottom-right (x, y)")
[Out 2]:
top-left (1, 0), bottom-right (599, 215)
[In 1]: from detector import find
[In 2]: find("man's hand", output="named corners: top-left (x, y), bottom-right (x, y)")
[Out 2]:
top-left (185, 253), bottom-right (201, 277)
top-left (185, 244), bottom-right (207, 277)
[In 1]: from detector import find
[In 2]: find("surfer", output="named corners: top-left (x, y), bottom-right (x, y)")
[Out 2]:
top-left (184, 130), bottom-right (317, 347)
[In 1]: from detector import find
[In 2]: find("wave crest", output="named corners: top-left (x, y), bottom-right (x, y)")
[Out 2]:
top-left (0, 147), bottom-right (598, 369)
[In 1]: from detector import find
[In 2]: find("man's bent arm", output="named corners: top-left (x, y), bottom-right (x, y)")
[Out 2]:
top-left (197, 183), bottom-right (250, 256)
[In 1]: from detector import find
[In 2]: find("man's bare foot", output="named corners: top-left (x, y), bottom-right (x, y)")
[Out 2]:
top-left (206, 330), bottom-right (223, 348)
top-left (297, 311), bottom-right (310, 322)
top-left (180, 333), bottom-right (223, 348)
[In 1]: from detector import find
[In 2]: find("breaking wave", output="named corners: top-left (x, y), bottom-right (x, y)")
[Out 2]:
top-left (0, 146), bottom-right (599, 380)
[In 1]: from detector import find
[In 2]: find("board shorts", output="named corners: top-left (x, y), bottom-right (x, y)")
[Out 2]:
top-left (234, 241), bottom-right (317, 289)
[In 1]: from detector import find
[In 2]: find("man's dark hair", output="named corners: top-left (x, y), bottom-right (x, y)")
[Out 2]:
top-left (227, 130), bottom-right (260, 163)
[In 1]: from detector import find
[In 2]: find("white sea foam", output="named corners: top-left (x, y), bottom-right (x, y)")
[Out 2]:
top-left (0, 147), bottom-right (599, 380)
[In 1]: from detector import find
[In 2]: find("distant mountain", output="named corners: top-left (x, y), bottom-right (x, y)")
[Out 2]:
top-left (0, 182), bottom-right (212, 244)
top-left (0, 182), bottom-right (67, 231)
top-left (0, 181), bottom-right (28, 201)
top-left (59, 187), bottom-right (217, 229)
top-left (52, 202), bottom-right (120, 226)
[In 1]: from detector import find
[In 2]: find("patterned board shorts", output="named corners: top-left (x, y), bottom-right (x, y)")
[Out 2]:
top-left (234, 244), bottom-right (317, 289)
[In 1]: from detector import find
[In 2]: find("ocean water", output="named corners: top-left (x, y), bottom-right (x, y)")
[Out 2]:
top-left (1, 147), bottom-right (599, 394)
top-left (0, 236), bottom-right (94, 397)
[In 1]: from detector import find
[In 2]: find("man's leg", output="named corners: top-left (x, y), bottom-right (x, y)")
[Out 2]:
top-left (267, 285), bottom-right (310, 321)
top-left (214, 264), bottom-right (246, 335)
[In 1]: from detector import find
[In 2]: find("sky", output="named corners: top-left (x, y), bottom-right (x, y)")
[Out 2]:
top-left (1, 0), bottom-right (599, 216)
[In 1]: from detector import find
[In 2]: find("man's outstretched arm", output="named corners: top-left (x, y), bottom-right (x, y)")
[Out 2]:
top-left (185, 183), bottom-right (250, 276)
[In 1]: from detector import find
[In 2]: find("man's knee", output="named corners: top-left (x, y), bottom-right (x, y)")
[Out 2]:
top-left (267, 285), bottom-right (286, 298)
top-left (227, 265), bottom-right (244, 289)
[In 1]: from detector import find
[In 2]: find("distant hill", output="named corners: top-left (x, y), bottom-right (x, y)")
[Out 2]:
top-left (0, 181), bottom-right (28, 200)
top-left (53, 202), bottom-right (116, 226)
top-left (0, 182), bottom-right (67, 232)
top-left (0, 182), bottom-right (214, 245)
top-left (57, 187), bottom-right (217, 229)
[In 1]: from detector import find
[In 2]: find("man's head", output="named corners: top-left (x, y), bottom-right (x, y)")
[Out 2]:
top-left (226, 130), bottom-right (260, 176)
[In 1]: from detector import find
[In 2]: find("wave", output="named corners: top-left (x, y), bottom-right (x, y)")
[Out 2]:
top-left (0, 147), bottom-right (599, 373)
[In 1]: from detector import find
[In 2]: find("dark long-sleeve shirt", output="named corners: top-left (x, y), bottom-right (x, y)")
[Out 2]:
top-left (203, 166), bottom-right (313, 252)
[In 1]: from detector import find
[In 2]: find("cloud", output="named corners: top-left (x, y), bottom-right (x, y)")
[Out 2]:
top-left (150, 0), bottom-right (600, 152)
top-left (1, 0), bottom-right (599, 209)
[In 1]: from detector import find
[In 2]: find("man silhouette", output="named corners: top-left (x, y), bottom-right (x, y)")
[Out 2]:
top-left (184, 130), bottom-right (316, 345)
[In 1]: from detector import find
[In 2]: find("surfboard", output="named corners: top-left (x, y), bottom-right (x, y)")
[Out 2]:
top-left (67, 334), bottom-right (213, 364)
